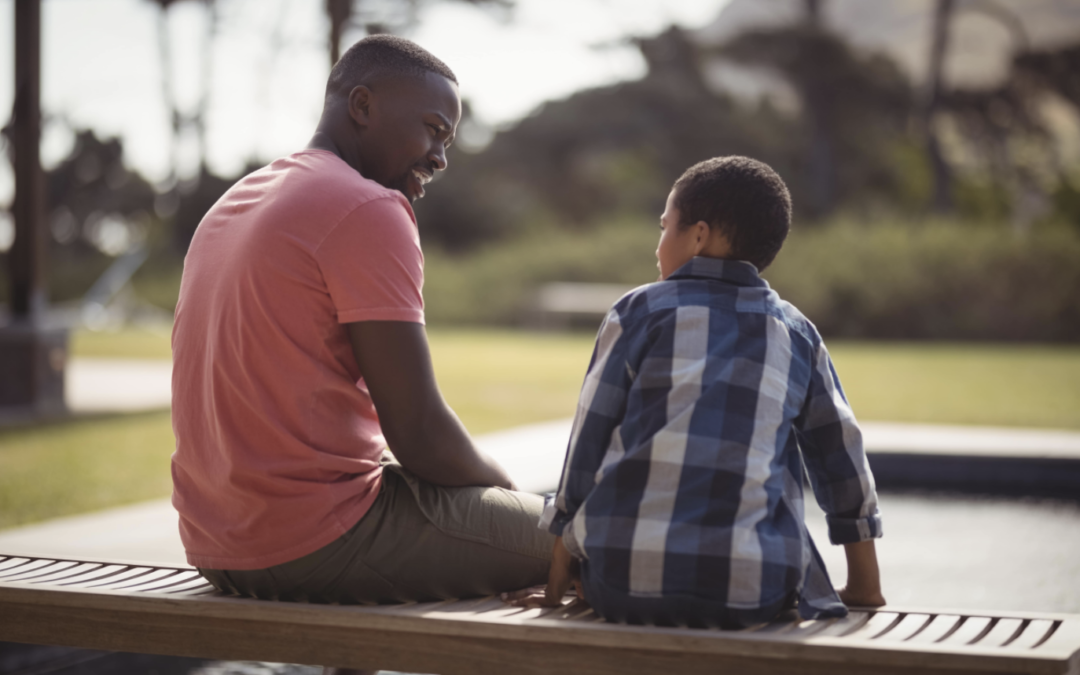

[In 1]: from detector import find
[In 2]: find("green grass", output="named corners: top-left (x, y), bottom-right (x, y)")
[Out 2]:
top-left (71, 325), bottom-right (173, 360)
top-left (1, 327), bottom-right (1077, 530)
top-left (828, 342), bottom-right (1080, 430)
top-left (0, 411), bottom-right (175, 530)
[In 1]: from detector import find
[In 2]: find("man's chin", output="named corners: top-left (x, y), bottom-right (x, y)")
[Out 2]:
top-left (390, 179), bottom-right (423, 203)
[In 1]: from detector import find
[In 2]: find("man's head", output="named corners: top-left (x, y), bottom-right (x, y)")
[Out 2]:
top-left (320, 35), bottom-right (461, 202)
top-left (657, 156), bottom-right (792, 278)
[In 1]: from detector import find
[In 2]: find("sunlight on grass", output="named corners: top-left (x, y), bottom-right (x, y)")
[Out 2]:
top-left (830, 342), bottom-right (1080, 430)
top-left (428, 328), bottom-right (594, 434)
top-left (0, 411), bottom-right (175, 530)
top-left (2, 327), bottom-right (1075, 529)
top-left (71, 326), bottom-right (173, 360)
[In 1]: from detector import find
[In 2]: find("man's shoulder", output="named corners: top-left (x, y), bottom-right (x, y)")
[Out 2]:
top-left (212, 151), bottom-right (414, 237)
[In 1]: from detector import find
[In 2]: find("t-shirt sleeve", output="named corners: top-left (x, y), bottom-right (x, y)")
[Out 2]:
top-left (314, 194), bottom-right (425, 325)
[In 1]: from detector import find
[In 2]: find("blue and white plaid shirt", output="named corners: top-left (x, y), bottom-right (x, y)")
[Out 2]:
top-left (541, 257), bottom-right (882, 619)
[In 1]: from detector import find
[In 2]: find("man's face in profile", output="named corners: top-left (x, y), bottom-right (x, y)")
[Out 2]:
top-left (358, 71), bottom-right (461, 202)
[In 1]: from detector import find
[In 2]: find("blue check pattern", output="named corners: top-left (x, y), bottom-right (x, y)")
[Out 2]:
top-left (541, 257), bottom-right (883, 619)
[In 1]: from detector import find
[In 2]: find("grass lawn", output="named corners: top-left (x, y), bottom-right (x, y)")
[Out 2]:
top-left (0, 327), bottom-right (1077, 530)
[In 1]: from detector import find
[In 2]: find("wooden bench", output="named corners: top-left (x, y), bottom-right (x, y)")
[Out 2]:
top-left (1, 554), bottom-right (1078, 675)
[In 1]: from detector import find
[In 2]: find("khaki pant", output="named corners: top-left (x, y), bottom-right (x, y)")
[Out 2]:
top-left (199, 461), bottom-right (555, 604)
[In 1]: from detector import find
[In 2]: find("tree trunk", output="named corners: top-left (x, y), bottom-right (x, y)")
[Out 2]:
top-left (327, 0), bottom-right (352, 67)
top-left (925, 0), bottom-right (955, 214)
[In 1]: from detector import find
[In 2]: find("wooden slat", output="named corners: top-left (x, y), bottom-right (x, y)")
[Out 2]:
top-left (0, 558), bottom-right (53, 578)
top-left (1006, 620), bottom-right (1058, 650)
top-left (0, 557), bottom-right (32, 573)
top-left (978, 619), bottom-right (1026, 647)
top-left (837, 611), bottom-right (903, 640)
top-left (875, 613), bottom-right (934, 642)
top-left (125, 571), bottom-right (204, 593)
top-left (941, 617), bottom-right (994, 646)
top-left (81, 567), bottom-right (155, 588)
top-left (0, 560), bottom-right (80, 582)
top-left (110, 570), bottom-right (188, 593)
top-left (18, 562), bottom-right (103, 584)
top-left (810, 611), bottom-right (871, 637)
top-left (55, 564), bottom-right (131, 586)
top-left (907, 614), bottom-right (965, 644)
top-left (159, 578), bottom-right (223, 594)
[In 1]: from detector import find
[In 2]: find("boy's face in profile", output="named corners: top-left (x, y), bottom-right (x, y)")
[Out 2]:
top-left (656, 188), bottom-right (736, 280)
top-left (656, 189), bottom-right (698, 281)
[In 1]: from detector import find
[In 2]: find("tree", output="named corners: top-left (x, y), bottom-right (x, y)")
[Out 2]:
top-left (324, 0), bottom-right (512, 67)
top-left (712, 24), bottom-right (914, 218)
top-left (922, 0), bottom-right (1029, 214)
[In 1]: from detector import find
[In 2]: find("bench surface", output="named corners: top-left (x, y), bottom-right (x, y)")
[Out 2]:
top-left (1, 554), bottom-right (1078, 675)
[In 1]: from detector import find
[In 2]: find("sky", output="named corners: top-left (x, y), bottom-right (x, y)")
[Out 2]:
top-left (0, 0), bottom-right (731, 212)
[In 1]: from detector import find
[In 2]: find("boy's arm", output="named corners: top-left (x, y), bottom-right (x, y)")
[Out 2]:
top-left (539, 309), bottom-right (630, 540)
top-left (839, 540), bottom-right (886, 607)
top-left (796, 341), bottom-right (884, 603)
top-left (503, 537), bottom-right (581, 607)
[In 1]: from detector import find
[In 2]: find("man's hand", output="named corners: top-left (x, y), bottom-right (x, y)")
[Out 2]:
top-left (347, 321), bottom-right (514, 489)
top-left (503, 537), bottom-right (582, 608)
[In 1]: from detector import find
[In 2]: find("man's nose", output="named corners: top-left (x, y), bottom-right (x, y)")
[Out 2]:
top-left (429, 143), bottom-right (448, 171)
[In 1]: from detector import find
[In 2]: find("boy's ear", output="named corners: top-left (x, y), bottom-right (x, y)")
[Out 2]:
top-left (692, 221), bottom-right (711, 255)
top-left (347, 86), bottom-right (373, 127)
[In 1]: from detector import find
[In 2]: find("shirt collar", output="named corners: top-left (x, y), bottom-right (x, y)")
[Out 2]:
top-left (667, 256), bottom-right (767, 288)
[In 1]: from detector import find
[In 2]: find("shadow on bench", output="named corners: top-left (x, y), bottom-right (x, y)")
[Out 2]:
top-left (1, 554), bottom-right (1078, 675)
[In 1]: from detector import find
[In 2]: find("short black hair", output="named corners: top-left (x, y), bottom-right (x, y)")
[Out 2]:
top-left (672, 156), bottom-right (792, 271)
top-left (326, 34), bottom-right (457, 100)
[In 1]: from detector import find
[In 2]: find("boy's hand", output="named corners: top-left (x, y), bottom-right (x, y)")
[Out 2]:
top-left (501, 536), bottom-right (582, 608)
top-left (839, 540), bottom-right (886, 607)
top-left (837, 585), bottom-right (886, 608)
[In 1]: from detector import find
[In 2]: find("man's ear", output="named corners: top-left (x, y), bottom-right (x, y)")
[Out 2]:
top-left (347, 86), bottom-right (373, 127)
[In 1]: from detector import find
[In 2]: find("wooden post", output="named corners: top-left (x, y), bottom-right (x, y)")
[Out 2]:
top-left (0, 0), bottom-right (68, 418)
top-left (10, 0), bottom-right (46, 320)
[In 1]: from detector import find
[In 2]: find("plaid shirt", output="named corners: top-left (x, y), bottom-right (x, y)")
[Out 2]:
top-left (541, 257), bottom-right (882, 619)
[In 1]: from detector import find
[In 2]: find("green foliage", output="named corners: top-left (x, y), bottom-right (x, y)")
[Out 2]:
top-left (766, 218), bottom-right (1080, 341)
top-left (424, 218), bottom-right (659, 325)
top-left (426, 217), bottom-right (1080, 342)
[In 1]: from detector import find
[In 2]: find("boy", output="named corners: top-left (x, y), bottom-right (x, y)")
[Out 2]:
top-left (508, 156), bottom-right (885, 627)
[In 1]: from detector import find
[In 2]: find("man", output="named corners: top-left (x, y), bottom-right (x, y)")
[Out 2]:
top-left (171, 35), bottom-right (553, 616)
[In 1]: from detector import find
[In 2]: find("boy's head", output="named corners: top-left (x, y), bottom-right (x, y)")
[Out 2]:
top-left (656, 156), bottom-right (792, 279)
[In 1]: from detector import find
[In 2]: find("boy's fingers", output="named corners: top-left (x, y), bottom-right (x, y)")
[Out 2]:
top-left (507, 592), bottom-right (562, 608)
top-left (501, 586), bottom-right (546, 602)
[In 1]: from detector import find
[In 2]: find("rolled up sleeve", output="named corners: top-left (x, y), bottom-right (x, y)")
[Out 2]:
top-left (796, 342), bottom-right (883, 545)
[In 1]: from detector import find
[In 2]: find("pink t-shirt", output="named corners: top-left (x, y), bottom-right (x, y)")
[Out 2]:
top-left (170, 150), bottom-right (424, 570)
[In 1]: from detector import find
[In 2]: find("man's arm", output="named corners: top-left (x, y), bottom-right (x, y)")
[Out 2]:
top-left (347, 320), bottom-right (514, 489)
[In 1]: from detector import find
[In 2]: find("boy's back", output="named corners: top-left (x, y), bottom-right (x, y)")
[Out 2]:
top-left (526, 157), bottom-right (884, 628)
top-left (544, 257), bottom-right (880, 624)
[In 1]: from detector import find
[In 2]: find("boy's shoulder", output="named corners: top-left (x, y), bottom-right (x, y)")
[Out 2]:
top-left (610, 274), bottom-right (823, 350)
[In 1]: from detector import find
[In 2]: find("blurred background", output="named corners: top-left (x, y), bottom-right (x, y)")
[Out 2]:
top-left (1, 0), bottom-right (1079, 337)
top-left (0, 0), bottom-right (1079, 338)
top-left (1, 0), bottom-right (1080, 648)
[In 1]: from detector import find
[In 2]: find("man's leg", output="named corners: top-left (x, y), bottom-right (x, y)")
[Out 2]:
top-left (331, 464), bottom-right (553, 602)
top-left (198, 463), bottom-right (554, 605)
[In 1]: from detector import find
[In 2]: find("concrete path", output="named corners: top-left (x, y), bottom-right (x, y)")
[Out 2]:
top-left (67, 358), bottom-right (172, 414)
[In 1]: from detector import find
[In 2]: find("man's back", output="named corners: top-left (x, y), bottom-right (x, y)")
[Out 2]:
top-left (171, 150), bottom-right (424, 571)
